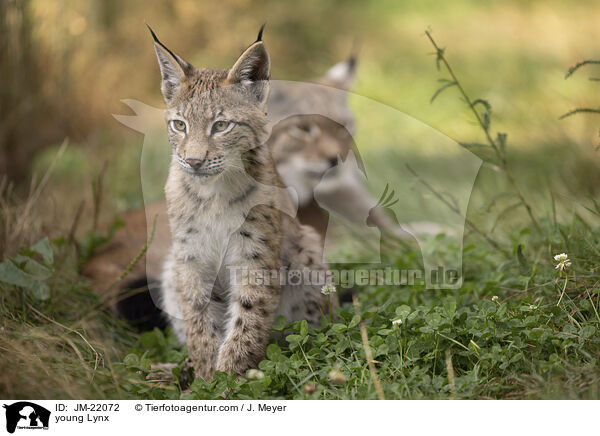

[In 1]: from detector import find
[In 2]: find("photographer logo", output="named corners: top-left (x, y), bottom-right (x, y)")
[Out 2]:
top-left (2, 402), bottom-right (50, 434)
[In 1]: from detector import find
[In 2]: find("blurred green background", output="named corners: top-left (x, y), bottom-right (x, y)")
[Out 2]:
top-left (2, 0), bottom-right (600, 250)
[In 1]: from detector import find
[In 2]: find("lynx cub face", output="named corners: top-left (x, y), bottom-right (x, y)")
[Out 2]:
top-left (151, 26), bottom-right (331, 380)
top-left (268, 58), bottom-right (357, 207)
top-left (151, 27), bottom-right (270, 183)
top-left (270, 114), bottom-right (354, 206)
top-left (165, 89), bottom-right (268, 181)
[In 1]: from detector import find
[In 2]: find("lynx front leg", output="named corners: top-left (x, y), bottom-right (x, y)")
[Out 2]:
top-left (216, 281), bottom-right (281, 375)
top-left (176, 263), bottom-right (223, 381)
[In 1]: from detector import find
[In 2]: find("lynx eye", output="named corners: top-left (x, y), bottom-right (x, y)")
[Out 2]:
top-left (290, 123), bottom-right (313, 138)
top-left (171, 120), bottom-right (187, 133)
top-left (212, 120), bottom-right (230, 134)
top-left (297, 123), bottom-right (311, 133)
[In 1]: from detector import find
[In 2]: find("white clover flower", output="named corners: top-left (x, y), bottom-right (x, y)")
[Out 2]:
top-left (529, 304), bottom-right (537, 310)
top-left (303, 381), bottom-right (317, 394)
top-left (321, 284), bottom-right (337, 295)
top-left (554, 253), bottom-right (571, 272)
top-left (392, 318), bottom-right (403, 326)
top-left (328, 368), bottom-right (346, 383)
top-left (491, 296), bottom-right (499, 303)
top-left (247, 369), bottom-right (264, 380)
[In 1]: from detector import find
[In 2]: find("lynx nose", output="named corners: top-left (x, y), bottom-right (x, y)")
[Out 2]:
top-left (185, 158), bottom-right (204, 170)
top-left (185, 151), bottom-right (208, 170)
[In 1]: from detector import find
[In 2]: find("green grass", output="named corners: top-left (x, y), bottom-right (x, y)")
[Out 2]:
top-left (0, 239), bottom-right (137, 399)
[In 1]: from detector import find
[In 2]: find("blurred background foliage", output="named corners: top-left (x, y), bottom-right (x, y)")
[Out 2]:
top-left (1, 0), bottom-right (600, 250)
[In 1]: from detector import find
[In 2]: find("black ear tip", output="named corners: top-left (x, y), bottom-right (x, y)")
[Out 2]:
top-left (347, 56), bottom-right (357, 70)
top-left (256, 22), bottom-right (266, 42)
top-left (146, 23), bottom-right (159, 43)
top-left (348, 37), bottom-right (360, 69)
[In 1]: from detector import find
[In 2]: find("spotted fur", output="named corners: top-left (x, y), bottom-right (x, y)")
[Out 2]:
top-left (150, 26), bottom-right (331, 380)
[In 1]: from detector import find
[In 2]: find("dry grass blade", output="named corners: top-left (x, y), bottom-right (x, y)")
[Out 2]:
top-left (0, 139), bottom-right (68, 257)
top-left (18, 140), bottom-right (68, 234)
top-left (352, 294), bottom-right (386, 400)
top-left (445, 349), bottom-right (456, 397)
top-left (27, 304), bottom-right (103, 371)
top-left (92, 161), bottom-right (108, 232)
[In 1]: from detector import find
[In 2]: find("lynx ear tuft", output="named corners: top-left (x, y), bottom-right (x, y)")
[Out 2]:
top-left (256, 23), bottom-right (266, 43)
top-left (321, 56), bottom-right (357, 91)
top-left (147, 24), bottom-right (192, 103)
top-left (227, 31), bottom-right (270, 106)
top-left (321, 39), bottom-right (359, 91)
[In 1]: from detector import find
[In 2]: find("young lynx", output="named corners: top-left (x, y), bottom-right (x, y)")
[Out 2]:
top-left (149, 26), bottom-right (331, 379)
